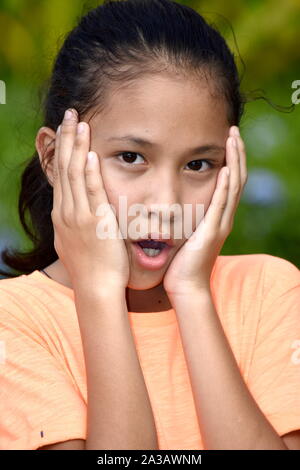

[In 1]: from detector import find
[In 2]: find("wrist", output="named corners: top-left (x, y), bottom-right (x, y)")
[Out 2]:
top-left (73, 279), bottom-right (126, 300)
top-left (168, 285), bottom-right (212, 306)
top-left (73, 283), bottom-right (128, 322)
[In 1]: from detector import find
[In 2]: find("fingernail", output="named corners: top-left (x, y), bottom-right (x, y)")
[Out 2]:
top-left (231, 137), bottom-right (237, 147)
top-left (232, 126), bottom-right (240, 137)
top-left (57, 125), bottom-right (61, 135)
top-left (64, 108), bottom-right (75, 120)
top-left (87, 152), bottom-right (95, 164)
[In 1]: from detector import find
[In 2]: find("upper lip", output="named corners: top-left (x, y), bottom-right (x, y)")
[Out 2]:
top-left (132, 233), bottom-right (175, 247)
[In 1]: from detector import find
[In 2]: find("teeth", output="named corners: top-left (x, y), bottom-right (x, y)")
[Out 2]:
top-left (142, 247), bottom-right (161, 257)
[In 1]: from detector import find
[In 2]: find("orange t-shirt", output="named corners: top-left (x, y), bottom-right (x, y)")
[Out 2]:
top-left (0, 253), bottom-right (300, 450)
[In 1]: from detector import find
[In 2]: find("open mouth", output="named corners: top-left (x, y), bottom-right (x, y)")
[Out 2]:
top-left (136, 239), bottom-right (168, 257)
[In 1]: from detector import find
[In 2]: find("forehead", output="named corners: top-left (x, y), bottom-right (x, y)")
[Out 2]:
top-left (91, 75), bottom-right (229, 142)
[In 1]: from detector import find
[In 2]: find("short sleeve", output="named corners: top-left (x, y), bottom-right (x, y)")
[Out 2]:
top-left (246, 255), bottom-right (300, 437)
top-left (0, 292), bottom-right (87, 449)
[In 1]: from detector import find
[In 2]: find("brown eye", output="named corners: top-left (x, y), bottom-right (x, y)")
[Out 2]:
top-left (185, 159), bottom-right (212, 172)
top-left (116, 152), bottom-right (145, 165)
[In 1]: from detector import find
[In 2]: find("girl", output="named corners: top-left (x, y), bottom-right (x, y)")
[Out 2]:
top-left (0, 0), bottom-right (300, 450)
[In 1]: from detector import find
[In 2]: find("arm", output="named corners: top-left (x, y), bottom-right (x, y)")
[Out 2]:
top-left (171, 289), bottom-right (289, 450)
top-left (42, 109), bottom-right (158, 450)
top-left (162, 128), bottom-right (292, 449)
top-left (73, 283), bottom-right (158, 450)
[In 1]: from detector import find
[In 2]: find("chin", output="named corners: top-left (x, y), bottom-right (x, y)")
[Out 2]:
top-left (126, 272), bottom-right (164, 290)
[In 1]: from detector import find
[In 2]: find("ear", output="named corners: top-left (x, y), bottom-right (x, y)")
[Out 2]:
top-left (35, 126), bottom-right (57, 187)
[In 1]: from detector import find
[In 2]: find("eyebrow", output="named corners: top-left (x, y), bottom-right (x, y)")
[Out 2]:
top-left (105, 134), bottom-right (225, 156)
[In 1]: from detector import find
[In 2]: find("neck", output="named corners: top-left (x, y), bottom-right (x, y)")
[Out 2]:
top-left (41, 261), bottom-right (172, 313)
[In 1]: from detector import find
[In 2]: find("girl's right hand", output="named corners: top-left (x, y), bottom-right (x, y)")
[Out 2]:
top-left (51, 108), bottom-right (130, 291)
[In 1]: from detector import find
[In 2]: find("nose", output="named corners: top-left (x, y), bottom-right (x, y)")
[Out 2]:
top-left (145, 169), bottom-right (182, 228)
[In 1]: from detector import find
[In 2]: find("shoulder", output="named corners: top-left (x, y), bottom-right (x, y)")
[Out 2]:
top-left (0, 270), bottom-right (75, 336)
top-left (211, 254), bottom-right (300, 319)
top-left (0, 269), bottom-right (74, 307)
top-left (0, 272), bottom-right (48, 323)
top-left (222, 254), bottom-right (300, 319)
top-left (0, 270), bottom-right (47, 301)
top-left (213, 253), bottom-right (299, 286)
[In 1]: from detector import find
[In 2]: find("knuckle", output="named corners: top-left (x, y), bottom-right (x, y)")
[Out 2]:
top-left (67, 166), bottom-right (80, 182)
top-left (61, 209), bottom-right (73, 227)
top-left (61, 120), bottom-right (76, 132)
top-left (86, 183), bottom-right (98, 197)
top-left (50, 209), bottom-right (59, 225)
top-left (217, 200), bottom-right (227, 211)
top-left (85, 166), bottom-right (94, 177)
top-left (74, 213), bottom-right (89, 227)
top-left (58, 160), bottom-right (65, 172)
top-left (212, 200), bottom-right (225, 212)
top-left (52, 171), bottom-right (58, 184)
top-left (85, 166), bottom-right (99, 186)
top-left (232, 184), bottom-right (240, 196)
top-left (74, 132), bottom-right (84, 146)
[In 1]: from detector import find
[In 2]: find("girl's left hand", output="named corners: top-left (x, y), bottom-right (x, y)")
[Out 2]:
top-left (163, 126), bottom-right (248, 298)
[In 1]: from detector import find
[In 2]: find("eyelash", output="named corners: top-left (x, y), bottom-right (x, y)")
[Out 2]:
top-left (115, 151), bottom-right (215, 172)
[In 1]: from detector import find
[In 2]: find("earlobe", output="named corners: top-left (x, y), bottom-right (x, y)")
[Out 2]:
top-left (35, 126), bottom-right (56, 187)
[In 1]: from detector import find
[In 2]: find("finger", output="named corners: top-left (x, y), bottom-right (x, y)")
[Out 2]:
top-left (58, 108), bottom-right (78, 212)
top-left (229, 126), bottom-right (242, 182)
top-left (186, 165), bottom-right (228, 251)
top-left (67, 121), bottom-right (91, 215)
top-left (204, 165), bottom-right (230, 231)
top-left (85, 151), bottom-right (111, 218)
top-left (220, 135), bottom-right (241, 230)
top-left (233, 129), bottom-right (248, 186)
top-left (52, 125), bottom-right (62, 210)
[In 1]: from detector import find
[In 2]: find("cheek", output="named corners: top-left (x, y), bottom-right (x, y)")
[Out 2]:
top-left (99, 165), bottom-right (142, 231)
top-left (195, 179), bottom-right (217, 208)
top-left (98, 162), bottom-right (130, 206)
top-left (183, 184), bottom-right (216, 230)
top-left (204, 178), bottom-right (219, 210)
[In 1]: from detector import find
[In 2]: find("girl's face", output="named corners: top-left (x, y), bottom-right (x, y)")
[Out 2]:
top-left (87, 75), bottom-right (230, 290)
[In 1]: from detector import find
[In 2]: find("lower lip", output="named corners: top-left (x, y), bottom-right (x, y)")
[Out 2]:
top-left (131, 242), bottom-right (172, 271)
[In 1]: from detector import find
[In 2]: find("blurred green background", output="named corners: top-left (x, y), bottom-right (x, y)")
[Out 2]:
top-left (0, 0), bottom-right (299, 275)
